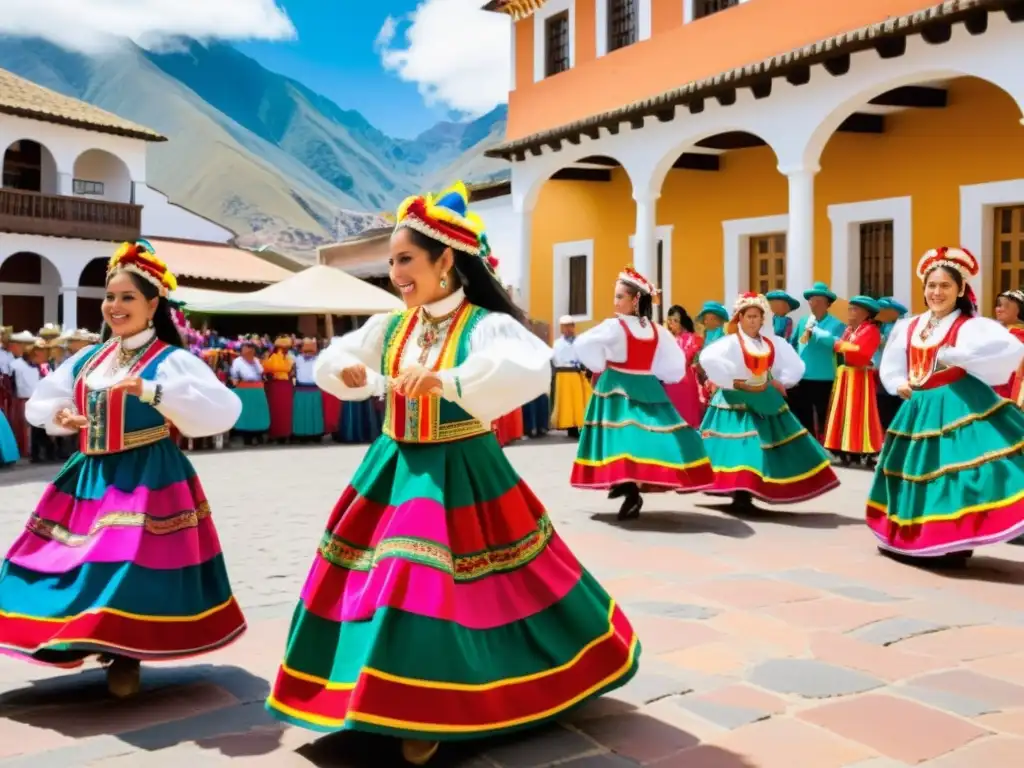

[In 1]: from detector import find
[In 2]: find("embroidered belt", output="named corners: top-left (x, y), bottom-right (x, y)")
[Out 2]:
top-left (235, 381), bottom-right (265, 390)
top-left (554, 366), bottom-right (585, 374)
top-left (383, 418), bottom-right (490, 444)
top-left (82, 423), bottom-right (172, 456)
top-left (910, 366), bottom-right (966, 391)
top-left (606, 364), bottom-right (649, 375)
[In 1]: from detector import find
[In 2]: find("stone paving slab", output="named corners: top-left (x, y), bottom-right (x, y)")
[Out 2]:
top-left (2, 441), bottom-right (1024, 766)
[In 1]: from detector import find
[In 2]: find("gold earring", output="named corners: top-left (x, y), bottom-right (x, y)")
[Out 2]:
top-left (440, 273), bottom-right (448, 290)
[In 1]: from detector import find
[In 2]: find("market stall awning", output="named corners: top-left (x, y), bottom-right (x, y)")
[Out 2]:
top-left (150, 238), bottom-right (296, 284)
top-left (179, 265), bottom-right (402, 315)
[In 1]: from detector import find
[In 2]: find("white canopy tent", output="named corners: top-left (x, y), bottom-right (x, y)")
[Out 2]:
top-left (177, 265), bottom-right (402, 315)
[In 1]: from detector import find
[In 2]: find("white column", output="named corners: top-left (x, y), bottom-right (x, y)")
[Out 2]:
top-left (513, 201), bottom-right (534, 314)
top-left (60, 287), bottom-right (78, 330)
top-left (632, 192), bottom-right (658, 284)
top-left (780, 164), bottom-right (819, 312)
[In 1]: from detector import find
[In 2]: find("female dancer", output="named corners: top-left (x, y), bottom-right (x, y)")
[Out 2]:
top-left (822, 295), bottom-right (885, 468)
top-left (662, 304), bottom-right (705, 428)
top-left (570, 267), bottom-right (714, 520)
top-left (868, 248), bottom-right (1024, 564)
top-left (265, 183), bottom-right (638, 765)
top-left (0, 241), bottom-right (246, 696)
top-left (994, 289), bottom-right (1024, 404)
top-left (699, 292), bottom-right (839, 510)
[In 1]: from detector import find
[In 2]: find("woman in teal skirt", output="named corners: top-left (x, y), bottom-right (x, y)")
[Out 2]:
top-left (229, 341), bottom-right (270, 445)
top-left (0, 407), bottom-right (18, 466)
top-left (266, 183), bottom-right (638, 765)
top-left (570, 266), bottom-right (714, 520)
top-left (698, 292), bottom-right (839, 510)
top-left (868, 247), bottom-right (1024, 566)
top-left (292, 338), bottom-right (325, 441)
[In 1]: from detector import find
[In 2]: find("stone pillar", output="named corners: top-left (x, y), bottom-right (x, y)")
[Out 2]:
top-left (632, 192), bottom-right (658, 283)
top-left (513, 201), bottom-right (534, 315)
top-left (60, 287), bottom-right (78, 331)
top-left (780, 164), bottom-right (819, 312)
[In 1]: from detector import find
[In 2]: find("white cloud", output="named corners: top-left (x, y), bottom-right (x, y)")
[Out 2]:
top-left (374, 15), bottom-right (397, 52)
top-left (0, 0), bottom-right (295, 53)
top-left (377, 0), bottom-right (510, 117)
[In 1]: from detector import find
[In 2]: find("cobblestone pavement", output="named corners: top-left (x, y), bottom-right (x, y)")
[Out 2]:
top-left (2, 439), bottom-right (1024, 767)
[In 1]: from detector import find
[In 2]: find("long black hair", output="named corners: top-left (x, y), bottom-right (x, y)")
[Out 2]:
top-left (101, 270), bottom-right (184, 347)
top-left (406, 228), bottom-right (526, 324)
top-left (619, 281), bottom-right (653, 321)
top-left (667, 304), bottom-right (695, 333)
top-left (925, 265), bottom-right (975, 318)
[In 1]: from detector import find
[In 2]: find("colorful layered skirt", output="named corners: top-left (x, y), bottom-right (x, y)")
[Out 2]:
top-left (494, 408), bottom-right (524, 447)
top-left (266, 432), bottom-right (639, 739)
top-left (551, 369), bottom-right (592, 430)
top-left (866, 375), bottom-right (1024, 556)
top-left (233, 382), bottom-right (271, 433)
top-left (0, 441), bottom-right (246, 665)
top-left (266, 379), bottom-right (294, 439)
top-left (570, 369), bottom-right (713, 491)
top-left (0, 409), bottom-right (18, 466)
top-left (701, 386), bottom-right (839, 503)
top-left (292, 385), bottom-right (325, 437)
top-left (823, 365), bottom-right (884, 455)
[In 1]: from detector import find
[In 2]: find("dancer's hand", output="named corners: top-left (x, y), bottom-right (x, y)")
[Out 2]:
top-left (111, 377), bottom-right (143, 397)
top-left (897, 383), bottom-right (912, 400)
top-left (339, 364), bottom-right (367, 388)
top-left (393, 365), bottom-right (442, 398)
top-left (54, 408), bottom-right (87, 430)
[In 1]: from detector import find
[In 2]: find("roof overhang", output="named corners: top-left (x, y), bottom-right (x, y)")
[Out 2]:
top-left (482, 0), bottom-right (548, 20)
top-left (486, 0), bottom-right (1021, 162)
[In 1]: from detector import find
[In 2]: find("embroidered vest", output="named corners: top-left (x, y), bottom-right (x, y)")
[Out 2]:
top-left (73, 340), bottom-right (175, 455)
top-left (380, 303), bottom-right (491, 444)
top-left (905, 314), bottom-right (969, 390)
top-left (607, 319), bottom-right (658, 373)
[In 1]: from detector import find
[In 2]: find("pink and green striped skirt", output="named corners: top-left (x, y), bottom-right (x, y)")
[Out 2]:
top-left (266, 432), bottom-right (639, 740)
top-left (0, 441), bottom-right (246, 666)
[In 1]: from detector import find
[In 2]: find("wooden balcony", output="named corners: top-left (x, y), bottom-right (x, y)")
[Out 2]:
top-left (0, 187), bottom-right (141, 242)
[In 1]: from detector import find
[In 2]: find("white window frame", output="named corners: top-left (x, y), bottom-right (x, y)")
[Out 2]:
top-left (553, 239), bottom-right (594, 323)
top-left (509, 19), bottom-right (517, 91)
top-left (684, 0), bottom-right (752, 24)
top-left (722, 214), bottom-right (789, 302)
top-left (596, 0), bottom-right (652, 58)
top-left (628, 224), bottom-right (673, 309)
top-left (827, 196), bottom-right (912, 308)
top-left (960, 178), bottom-right (1024, 313)
top-left (533, 0), bottom-right (575, 83)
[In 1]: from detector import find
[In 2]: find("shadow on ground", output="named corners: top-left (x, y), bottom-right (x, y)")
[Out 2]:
top-left (590, 510), bottom-right (756, 538)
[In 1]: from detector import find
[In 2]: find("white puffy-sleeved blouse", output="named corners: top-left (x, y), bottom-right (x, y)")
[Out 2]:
top-left (572, 315), bottom-right (686, 384)
top-left (26, 329), bottom-right (242, 439)
top-left (314, 288), bottom-right (553, 427)
top-left (879, 310), bottom-right (1024, 396)
top-left (698, 329), bottom-right (806, 390)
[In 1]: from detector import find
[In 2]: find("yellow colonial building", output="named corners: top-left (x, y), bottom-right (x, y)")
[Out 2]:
top-left (482, 0), bottom-right (1024, 329)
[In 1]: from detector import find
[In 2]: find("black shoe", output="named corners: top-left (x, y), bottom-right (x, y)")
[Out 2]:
top-left (731, 491), bottom-right (755, 511)
top-left (567, 427), bottom-right (580, 439)
top-left (617, 491), bottom-right (643, 521)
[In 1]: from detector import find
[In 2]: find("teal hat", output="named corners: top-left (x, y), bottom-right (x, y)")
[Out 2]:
top-left (765, 290), bottom-right (799, 312)
top-left (803, 281), bottom-right (837, 303)
top-left (878, 297), bottom-right (909, 317)
top-left (849, 295), bottom-right (881, 315)
top-left (697, 301), bottom-right (729, 322)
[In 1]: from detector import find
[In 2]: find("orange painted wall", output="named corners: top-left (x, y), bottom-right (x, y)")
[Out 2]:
top-left (525, 77), bottom-right (1024, 325)
top-left (508, 0), bottom-right (942, 140)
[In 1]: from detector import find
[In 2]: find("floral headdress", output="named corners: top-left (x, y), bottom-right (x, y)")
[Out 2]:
top-left (394, 182), bottom-right (501, 276)
top-left (617, 265), bottom-right (660, 303)
top-left (916, 246), bottom-right (979, 311)
top-left (108, 239), bottom-right (178, 297)
top-left (732, 292), bottom-right (771, 318)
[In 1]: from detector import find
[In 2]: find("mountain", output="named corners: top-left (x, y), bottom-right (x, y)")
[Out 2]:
top-left (0, 37), bottom-right (510, 260)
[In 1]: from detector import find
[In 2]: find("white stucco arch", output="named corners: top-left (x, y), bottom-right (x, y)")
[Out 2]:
top-left (1, 138), bottom-right (60, 195)
top-left (511, 141), bottom-right (642, 212)
top-left (73, 148), bottom-right (133, 202)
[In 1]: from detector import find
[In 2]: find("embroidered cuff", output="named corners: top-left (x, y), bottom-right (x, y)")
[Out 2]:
top-left (140, 380), bottom-right (159, 404)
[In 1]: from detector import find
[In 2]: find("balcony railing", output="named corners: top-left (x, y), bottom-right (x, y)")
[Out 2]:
top-left (694, 0), bottom-right (739, 20)
top-left (0, 187), bottom-right (142, 242)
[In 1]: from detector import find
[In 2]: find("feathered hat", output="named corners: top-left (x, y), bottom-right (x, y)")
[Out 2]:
top-left (394, 181), bottom-right (501, 276)
top-left (108, 239), bottom-right (178, 297)
top-left (617, 265), bottom-right (660, 303)
top-left (732, 292), bottom-right (771, 317)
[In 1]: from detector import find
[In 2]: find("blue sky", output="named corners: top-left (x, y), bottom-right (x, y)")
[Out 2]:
top-left (236, 1), bottom-right (508, 139)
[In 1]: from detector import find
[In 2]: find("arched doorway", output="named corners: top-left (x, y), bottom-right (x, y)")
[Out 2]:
top-left (0, 252), bottom-right (60, 332)
top-left (2, 139), bottom-right (58, 194)
top-left (72, 149), bottom-right (132, 202)
top-left (77, 258), bottom-right (107, 331)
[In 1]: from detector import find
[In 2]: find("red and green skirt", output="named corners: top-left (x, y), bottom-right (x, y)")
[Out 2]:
top-left (570, 369), bottom-right (713, 492)
top-left (266, 431), bottom-right (639, 740)
top-left (700, 386), bottom-right (839, 503)
top-left (823, 365), bottom-right (884, 456)
top-left (866, 375), bottom-right (1024, 556)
